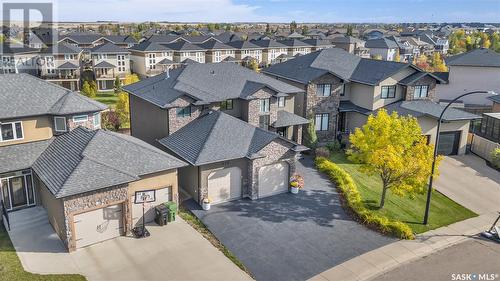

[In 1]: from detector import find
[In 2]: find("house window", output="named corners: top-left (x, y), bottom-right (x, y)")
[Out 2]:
top-left (73, 115), bottom-right (88, 123)
top-left (413, 85), bottom-right (429, 99)
top-left (176, 106), bottom-right (191, 118)
top-left (340, 84), bottom-right (346, 96)
top-left (381, 85), bottom-right (396, 99)
top-left (93, 112), bottom-right (101, 128)
top-left (259, 115), bottom-right (270, 130)
top-left (259, 98), bottom-right (270, 113)
top-left (220, 99), bottom-right (233, 110)
top-left (315, 113), bottom-right (329, 131)
top-left (54, 116), bottom-right (67, 132)
top-left (0, 121), bottom-right (23, 142)
top-left (316, 84), bottom-right (331, 97)
top-left (277, 97), bottom-right (286, 108)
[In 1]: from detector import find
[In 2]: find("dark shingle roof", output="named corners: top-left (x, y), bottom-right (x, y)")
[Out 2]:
top-left (331, 36), bottom-right (365, 44)
top-left (32, 127), bottom-right (187, 198)
top-left (196, 39), bottom-right (235, 50)
top-left (278, 39), bottom-right (312, 47)
top-left (164, 41), bottom-right (205, 51)
top-left (488, 95), bottom-right (500, 104)
top-left (129, 41), bottom-right (171, 52)
top-left (226, 40), bottom-right (262, 49)
top-left (384, 100), bottom-right (480, 121)
top-left (350, 59), bottom-right (410, 85)
top-left (0, 74), bottom-right (107, 119)
top-left (0, 139), bottom-right (52, 174)
top-left (41, 43), bottom-right (82, 54)
top-left (89, 42), bottom-right (130, 54)
top-left (158, 111), bottom-right (281, 165)
top-left (0, 43), bottom-right (39, 54)
top-left (123, 63), bottom-right (303, 108)
top-left (365, 38), bottom-right (399, 49)
top-left (432, 72), bottom-right (449, 83)
top-left (145, 34), bottom-right (181, 44)
top-left (94, 60), bottom-right (116, 68)
top-left (339, 101), bottom-right (372, 115)
top-left (250, 39), bottom-right (287, 48)
top-left (272, 110), bottom-right (310, 127)
top-left (446, 48), bottom-right (500, 67)
top-left (301, 39), bottom-right (334, 47)
top-left (398, 71), bottom-right (447, 85)
top-left (57, 61), bottom-right (79, 69)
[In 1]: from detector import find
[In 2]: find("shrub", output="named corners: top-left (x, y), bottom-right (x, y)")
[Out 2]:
top-left (315, 147), bottom-right (330, 158)
top-left (326, 140), bottom-right (341, 152)
top-left (102, 110), bottom-right (121, 131)
top-left (491, 148), bottom-right (500, 168)
top-left (315, 156), bottom-right (415, 239)
top-left (303, 118), bottom-right (318, 148)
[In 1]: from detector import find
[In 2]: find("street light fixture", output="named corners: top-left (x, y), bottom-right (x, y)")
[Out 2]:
top-left (423, 90), bottom-right (498, 225)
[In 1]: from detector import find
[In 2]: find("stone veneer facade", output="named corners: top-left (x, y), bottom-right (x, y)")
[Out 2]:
top-left (403, 75), bottom-right (438, 102)
top-left (60, 112), bottom-right (101, 134)
top-left (168, 96), bottom-right (201, 135)
top-left (306, 74), bottom-right (342, 143)
top-left (62, 185), bottom-right (128, 251)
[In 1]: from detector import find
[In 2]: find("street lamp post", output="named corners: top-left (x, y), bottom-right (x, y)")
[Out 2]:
top-left (423, 90), bottom-right (498, 225)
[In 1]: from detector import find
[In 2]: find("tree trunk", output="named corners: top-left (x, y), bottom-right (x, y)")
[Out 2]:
top-left (380, 184), bottom-right (388, 208)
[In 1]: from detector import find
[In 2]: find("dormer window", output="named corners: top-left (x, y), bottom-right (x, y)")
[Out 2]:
top-left (0, 121), bottom-right (23, 142)
top-left (413, 85), bottom-right (429, 99)
top-left (54, 116), bottom-right (67, 132)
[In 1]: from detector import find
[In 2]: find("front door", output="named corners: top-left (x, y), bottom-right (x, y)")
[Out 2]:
top-left (9, 177), bottom-right (27, 208)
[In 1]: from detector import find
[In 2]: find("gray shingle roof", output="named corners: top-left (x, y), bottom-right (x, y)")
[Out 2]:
top-left (123, 63), bottom-right (303, 108)
top-left (0, 139), bottom-right (52, 174)
top-left (339, 101), bottom-right (372, 115)
top-left (157, 58), bottom-right (175, 65)
top-left (158, 111), bottom-right (281, 165)
top-left (164, 41), bottom-right (205, 51)
top-left (89, 42), bottom-right (130, 54)
top-left (398, 72), bottom-right (447, 85)
top-left (331, 36), bottom-right (365, 44)
top-left (0, 74), bottom-right (107, 119)
top-left (145, 34), bottom-right (181, 44)
top-left (41, 43), bottom-right (82, 54)
top-left (365, 38), bottom-right (399, 49)
top-left (60, 34), bottom-right (136, 45)
top-left (278, 39), bottom-right (312, 47)
top-left (301, 39), bottom-right (334, 47)
top-left (94, 60), bottom-right (116, 68)
top-left (129, 41), bottom-right (171, 52)
top-left (272, 110), bottom-right (310, 127)
top-left (196, 39), bottom-right (235, 50)
top-left (446, 48), bottom-right (500, 67)
top-left (226, 40), bottom-right (262, 49)
top-left (250, 39), bottom-right (287, 48)
top-left (488, 95), bottom-right (500, 104)
top-left (383, 100), bottom-right (480, 121)
top-left (57, 61), bottom-right (79, 69)
top-left (0, 43), bottom-right (39, 54)
top-left (33, 127), bottom-right (187, 198)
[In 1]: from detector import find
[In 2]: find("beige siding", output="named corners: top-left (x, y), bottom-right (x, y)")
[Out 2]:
top-left (129, 94), bottom-right (169, 147)
top-left (346, 112), bottom-right (368, 132)
top-left (418, 116), bottom-right (470, 155)
top-left (0, 116), bottom-right (53, 147)
top-left (349, 82), bottom-right (376, 110)
top-left (36, 175), bottom-right (67, 243)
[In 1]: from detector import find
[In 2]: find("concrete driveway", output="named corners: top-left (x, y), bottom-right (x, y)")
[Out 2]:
top-left (435, 154), bottom-right (500, 214)
top-left (7, 206), bottom-right (252, 281)
top-left (187, 156), bottom-right (394, 281)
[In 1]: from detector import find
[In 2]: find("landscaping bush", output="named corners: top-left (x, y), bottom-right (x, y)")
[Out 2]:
top-left (102, 110), bottom-right (121, 131)
top-left (315, 147), bottom-right (330, 158)
top-left (326, 140), bottom-right (341, 152)
top-left (315, 156), bottom-right (415, 239)
top-left (491, 148), bottom-right (500, 169)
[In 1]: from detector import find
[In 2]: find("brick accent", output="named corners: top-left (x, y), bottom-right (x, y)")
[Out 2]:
top-left (246, 138), bottom-right (298, 199)
top-left (247, 88), bottom-right (277, 128)
top-left (404, 75), bottom-right (437, 102)
top-left (167, 96), bottom-right (201, 134)
top-left (62, 185), bottom-right (128, 251)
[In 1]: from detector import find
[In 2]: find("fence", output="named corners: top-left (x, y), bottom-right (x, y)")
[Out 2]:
top-left (470, 134), bottom-right (500, 162)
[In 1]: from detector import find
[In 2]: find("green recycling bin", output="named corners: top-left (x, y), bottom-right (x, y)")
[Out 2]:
top-left (164, 202), bottom-right (177, 222)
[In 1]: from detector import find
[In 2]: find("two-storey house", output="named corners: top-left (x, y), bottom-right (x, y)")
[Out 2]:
top-left (262, 48), bottom-right (479, 155)
top-left (365, 38), bottom-right (399, 61)
top-left (0, 43), bottom-right (39, 75)
top-left (250, 39), bottom-right (288, 65)
top-left (197, 39), bottom-right (236, 63)
top-left (164, 41), bottom-right (206, 64)
top-left (90, 43), bottom-right (131, 91)
top-left (226, 40), bottom-right (264, 64)
top-left (0, 74), bottom-right (186, 252)
top-left (124, 63), bottom-right (308, 206)
top-left (39, 43), bottom-right (83, 91)
top-left (278, 39), bottom-right (313, 56)
top-left (129, 41), bottom-right (175, 78)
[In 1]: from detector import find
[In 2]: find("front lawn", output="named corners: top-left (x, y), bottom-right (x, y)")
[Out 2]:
top-left (0, 224), bottom-right (86, 281)
top-left (92, 91), bottom-right (118, 108)
top-left (330, 152), bottom-right (477, 234)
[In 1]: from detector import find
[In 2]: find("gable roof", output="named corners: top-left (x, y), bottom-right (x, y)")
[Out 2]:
top-left (129, 41), bottom-right (172, 52)
top-left (164, 41), bottom-right (205, 51)
top-left (0, 139), bottom-right (52, 174)
top-left (123, 63), bottom-right (303, 108)
top-left (301, 39), bottom-right (334, 47)
top-left (94, 60), bottom-right (116, 68)
top-left (226, 40), bottom-right (262, 49)
top-left (158, 111), bottom-right (283, 165)
top-left (57, 61), bottom-right (80, 69)
top-left (262, 47), bottom-right (414, 86)
top-left (89, 42), bottom-right (130, 54)
top-left (365, 37), bottom-right (399, 49)
top-left (0, 74), bottom-right (107, 120)
top-left (250, 39), bottom-right (287, 48)
top-left (41, 43), bottom-right (82, 54)
top-left (446, 48), bottom-right (500, 67)
top-left (145, 34), bottom-right (181, 44)
top-left (383, 100), bottom-right (480, 121)
top-left (278, 39), bottom-right (312, 47)
top-left (196, 39), bottom-right (235, 50)
top-left (33, 127), bottom-right (187, 198)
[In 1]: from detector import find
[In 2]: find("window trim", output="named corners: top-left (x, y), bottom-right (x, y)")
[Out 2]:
top-left (54, 116), bottom-right (67, 132)
top-left (315, 113), bottom-right (329, 131)
top-left (0, 121), bottom-right (24, 142)
top-left (413, 85), bottom-right (429, 99)
top-left (72, 115), bottom-right (89, 123)
top-left (381, 85), bottom-right (396, 99)
top-left (277, 97), bottom-right (286, 108)
top-left (316, 84), bottom-right (332, 97)
top-left (93, 112), bottom-right (101, 129)
top-left (259, 98), bottom-right (270, 113)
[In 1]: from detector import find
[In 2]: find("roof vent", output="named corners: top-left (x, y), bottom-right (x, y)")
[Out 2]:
top-left (210, 70), bottom-right (215, 75)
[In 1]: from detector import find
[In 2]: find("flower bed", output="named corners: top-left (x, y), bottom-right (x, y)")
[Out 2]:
top-left (315, 156), bottom-right (415, 239)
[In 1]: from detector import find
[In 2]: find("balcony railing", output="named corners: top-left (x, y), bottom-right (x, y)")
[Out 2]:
top-left (41, 72), bottom-right (80, 80)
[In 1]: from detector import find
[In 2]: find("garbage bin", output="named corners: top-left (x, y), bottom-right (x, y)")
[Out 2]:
top-left (164, 202), bottom-right (177, 222)
top-left (155, 204), bottom-right (169, 226)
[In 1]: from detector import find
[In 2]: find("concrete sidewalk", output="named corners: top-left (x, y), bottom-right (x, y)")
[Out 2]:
top-left (308, 212), bottom-right (498, 281)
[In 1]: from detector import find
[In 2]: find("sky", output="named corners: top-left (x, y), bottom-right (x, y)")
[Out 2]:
top-left (6, 0), bottom-right (500, 23)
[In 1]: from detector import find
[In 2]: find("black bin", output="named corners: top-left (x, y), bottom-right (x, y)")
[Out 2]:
top-left (155, 204), bottom-right (169, 226)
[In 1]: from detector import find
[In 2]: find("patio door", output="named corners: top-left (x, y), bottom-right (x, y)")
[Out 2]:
top-left (0, 172), bottom-right (35, 211)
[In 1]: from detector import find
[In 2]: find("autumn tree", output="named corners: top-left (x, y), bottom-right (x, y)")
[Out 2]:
top-left (246, 59), bottom-right (259, 72)
top-left (123, 73), bottom-right (140, 85)
top-left (114, 74), bottom-right (140, 128)
top-left (415, 54), bottom-right (430, 71)
top-left (81, 81), bottom-right (93, 97)
top-left (394, 51), bottom-right (401, 62)
top-left (373, 54), bottom-right (383, 60)
top-left (347, 110), bottom-right (439, 208)
top-left (431, 52), bottom-right (448, 72)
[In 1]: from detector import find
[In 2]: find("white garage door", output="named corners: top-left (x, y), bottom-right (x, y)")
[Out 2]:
top-left (258, 162), bottom-right (289, 197)
top-left (208, 167), bottom-right (242, 204)
top-left (132, 187), bottom-right (171, 227)
top-left (74, 204), bottom-right (123, 249)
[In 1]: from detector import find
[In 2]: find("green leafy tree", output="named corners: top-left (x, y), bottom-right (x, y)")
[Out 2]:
top-left (246, 59), bottom-right (259, 72)
top-left (303, 118), bottom-right (318, 149)
top-left (290, 21), bottom-right (297, 33)
top-left (81, 81), bottom-right (92, 97)
top-left (346, 25), bottom-right (353, 36)
top-left (347, 110), bottom-right (439, 208)
top-left (114, 77), bottom-right (122, 93)
top-left (301, 25), bottom-right (309, 36)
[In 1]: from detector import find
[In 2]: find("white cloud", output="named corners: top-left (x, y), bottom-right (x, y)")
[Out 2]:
top-left (53, 0), bottom-right (285, 22)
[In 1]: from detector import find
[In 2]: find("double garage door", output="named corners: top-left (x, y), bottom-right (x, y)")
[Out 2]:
top-left (207, 162), bottom-right (289, 205)
top-left (73, 204), bottom-right (123, 249)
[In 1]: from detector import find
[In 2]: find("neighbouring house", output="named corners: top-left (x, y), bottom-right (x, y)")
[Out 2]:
top-left (490, 95), bottom-right (500, 113)
top-left (39, 43), bottom-right (83, 91)
top-left (330, 36), bottom-right (366, 54)
top-left (250, 39), bottom-right (288, 65)
top-left (124, 63), bottom-right (308, 205)
top-left (470, 112), bottom-right (500, 162)
top-left (164, 41), bottom-right (206, 64)
top-left (197, 39), bottom-right (236, 63)
top-left (436, 48), bottom-right (500, 112)
top-left (129, 41), bottom-right (176, 78)
top-left (0, 74), bottom-right (186, 252)
top-left (58, 33), bottom-right (137, 49)
top-left (365, 38), bottom-right (399, 61)
top-left (262, 48), bottom-right (479, 155)
top-left (278, 39), bottom-right (313, 57)
top-left (226, 40), bottom-right (264, 64)
top-left (90, 42), bottom-right (131, 91)
top-left (0, 43), bottom-right (40, 75)
top-left (301, 39), bottom-right (334, 52)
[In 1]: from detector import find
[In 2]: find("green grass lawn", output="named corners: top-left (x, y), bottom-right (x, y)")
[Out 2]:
top-left (0, 224), bottom-right (86, 281)
top-left (330, 152), bottom-right (477, 234)
top-left (92, 91), bottom-right (118, 108)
